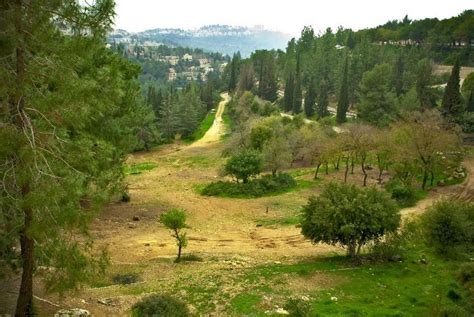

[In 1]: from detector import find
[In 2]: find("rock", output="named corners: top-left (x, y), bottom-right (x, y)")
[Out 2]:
top-left (144, 243), bottom-right (151, 247)
top-left (437, 180), bottom-right (446, 186)
top-left (98, 298), bottom-right (114, 306)
top-left (54, 309), bottom-right (90, 317)
top-left (301, 295), bottom-right (310, 301)
top-left (275, 307), bottom-right (290, 315)
top-left (132, 216), bottom-right (140, 221)
top-left (256, 224), bottom-right (263, 227)
top-left (331, 296), bottom-right (338, 301)
top-left (128, 222), bottom-right (136, 229)
top-left (420, 257), bottom-right (428, 265)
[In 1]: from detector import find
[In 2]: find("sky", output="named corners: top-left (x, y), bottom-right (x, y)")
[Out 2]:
top-left (114, 0), bottom-right (473, 36)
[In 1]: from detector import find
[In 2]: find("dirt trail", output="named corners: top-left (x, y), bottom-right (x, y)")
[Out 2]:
top-left (188, 93), bottom-right (229, 148)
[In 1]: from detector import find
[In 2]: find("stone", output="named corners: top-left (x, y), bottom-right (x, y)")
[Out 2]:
top-left (144, 243), bottom-right (151, 246)
top-left (275, 307), bottom-right (290, 315)
top-left (132, 216), bottom-right (140, 221)
top-left (128, 222), bottom-right (136, 229)
top-left (54, 309), bottom-right (90, 317)
top-left (98, 298), bottom-right (114, 306)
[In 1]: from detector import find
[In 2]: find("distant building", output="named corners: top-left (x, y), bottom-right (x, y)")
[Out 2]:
top-left (168, 68), bottom-right (177, 81)
top-left (182, 53), bottom-right (193, 61)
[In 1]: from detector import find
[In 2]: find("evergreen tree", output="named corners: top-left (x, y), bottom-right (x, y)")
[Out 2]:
top-left (337, 56), bottom-right (349, 123)
top-left (159, 92), bottom-right (176, 139)
top-left (228, 53), bottom-right (241, 92)
top-left (316, 80), bottom-right (330, 119)
top-left (442, 58), bottom-right (464, 116)
top-left (304, 79), bottom-right (317, 117)
top-left (283, 71), bottom-right (295, 112)
top-left (0, 1), bottom-right (156, 314)
top-left (467, 92), bottom-right (474, 112)
top-left (416, 58), bottom-right (435, 109)
top-left (293, 52), bottom-right (303, 113)
top-left (393, 52), bottom-right (405, 96)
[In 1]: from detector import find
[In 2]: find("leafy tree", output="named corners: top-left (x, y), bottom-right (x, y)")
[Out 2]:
top-left (160, 209), bottom-right (189, 262)
top-left (467, 92), bottom-right (474, 113)
top-left (392, 52), bottom-right (405, 96)
top-left (336, 56), bottom-right (349, 123)
top-left (224, 150), bottom-right (263, 183)
top-left (301, 182), bottom-right (400, 258)
top-left (228, 52), bottom-right (241, 92)
top-left (357, 64), bottom-right (397, 126)
top-left (442, 58), bottom-right (464, 116)
top-left (391, 111), bottom-right (462, 189)
top-left (422, 199), bottom-right (474, 258)
top-left (250, 125), bottom-right (273, 151)
top-left (237, 61), bottom-right (255, 92)
top-left (262, 137), bottom-right (292, 176)
top-left (0, 0), bottom-right (156, 314)
top-left (461, 72), bottom-right (474, 99)
top-left (304, 79), bottom-right (316, 117)
top-left (252, 50), bottom-right (278, 102)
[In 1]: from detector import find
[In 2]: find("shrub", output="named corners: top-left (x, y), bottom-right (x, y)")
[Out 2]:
top-left (112, 273), bottom-right (139, 285)
top-left (201, 173), bottom-right (296, 198)
top-left (301, 182), bottom-right (400, 258)
top-left (421, 199), bottom-right (474, 258)
top-left (385, 179), bottom-right (417, 207)
top-left (131, 294), bottom-right (190, 317)
top-left (283, 298), bottom-right (312, 317)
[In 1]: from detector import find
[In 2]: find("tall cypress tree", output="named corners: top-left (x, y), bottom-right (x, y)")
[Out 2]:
top-left (393, 52), bottom-right (405, 96)
top-left (304, 79), bottom-right (316, 117)
top-left (316, 80), bottom-right (329, 119)
top-left (228, 53), bottom-right (241, 92)
top-left (336, 57), bottom-right (349, 123)
top-left (292, 51), bottom-right (303, 113)
top-left (442, 58), bottom-right (464, 116)
top-left (283, 71), bottom-right (295, 112)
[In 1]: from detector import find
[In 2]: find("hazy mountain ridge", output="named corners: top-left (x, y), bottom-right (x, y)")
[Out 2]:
top-left (109, 25), bottom-right (291, 56)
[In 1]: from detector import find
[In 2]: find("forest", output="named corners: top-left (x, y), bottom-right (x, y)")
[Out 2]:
top-left (1, 1), bottom-right (474, 317)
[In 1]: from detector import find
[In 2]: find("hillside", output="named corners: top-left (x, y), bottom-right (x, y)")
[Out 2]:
top-left (109, 25), bottom-right (292, 57)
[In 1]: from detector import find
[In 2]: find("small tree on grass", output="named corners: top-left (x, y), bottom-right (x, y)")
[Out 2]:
top-left (224, 150), bottom-right (262, 183)
top-left (160, 209), bottom-right (189, 262)
top-left (301, 182), bottom-right (400, 258)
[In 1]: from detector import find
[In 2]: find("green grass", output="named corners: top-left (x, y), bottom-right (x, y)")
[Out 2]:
top-left (234, 247), bottom-right (471, 316)
top-left (255, 215), bottom-right (301, 226)
top-left (230, 293), bottom-right (262, 315)
top-left (124, 162), bottom-right (157, 175)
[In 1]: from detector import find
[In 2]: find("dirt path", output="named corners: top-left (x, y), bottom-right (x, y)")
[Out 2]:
top-left (188, 93), bottom-right (229, 148)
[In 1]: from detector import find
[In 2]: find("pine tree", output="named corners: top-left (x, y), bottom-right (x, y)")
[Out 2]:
top-left (283, 71), bottom-right (295, 112)
top-left (228, 52), bottom-right (241, 92)
top-left (1, 1), bottom-right (156, 314)
top-left (293, 51), bottom-right (302, 113)
top-left (336, 57), bottom-right (349, 123)
top-left (316, 80), bottom-right (330, 119)
top-left (442, 58), bottom-right (464, 116)
top-left (304, 79), bottom-right (316, 117)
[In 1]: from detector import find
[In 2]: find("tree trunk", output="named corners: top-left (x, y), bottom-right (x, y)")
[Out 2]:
top-left (313, 164), bottom-right (321, 180)
top-left (344, 157), bottom-right (350, 183)
top-left (177, 243), bottom-right (182, 262)
top-left (16, 196), bottom-right (35, 317)
top-left (422, 169), bottom-right (428, 190)
top-left (325, 163), bottom-right (329, 175)
top-left (350, 157), bottom-right (355, 174)
top-left (377, 155), bottom-right (383, 184)
top-left (272, 169), bottom-right (277, 177)
top-left (347, 242), bottom-right (356, 258)
top-left (430, 170), bottom-right (435, 186)
top-left (361, 158), bottom-right (368, 187)
top-left (14, 1), bottom-right (35, 315)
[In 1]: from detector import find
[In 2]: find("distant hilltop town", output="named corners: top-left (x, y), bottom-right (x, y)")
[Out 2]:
top-left (108, 41), bottom-right (229, 85)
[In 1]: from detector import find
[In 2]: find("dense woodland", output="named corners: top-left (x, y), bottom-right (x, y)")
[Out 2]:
top-left (1, 1), bottom-right (474, 316)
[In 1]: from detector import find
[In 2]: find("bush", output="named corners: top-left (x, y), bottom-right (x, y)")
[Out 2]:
top-left (385, 179), bottom-right (417, 207)
top-left (284, 298), bottom-right (312, 317)
top-left (201, 173), bottom-right (296, 198)
top-left (421, 199), bottom-right (474, 258)
top-left (131, 294), bottom-right (190, 317)
top-left (112, 273), bottom-right (139, 285)
top-left (301, 182), bottom-right (400, 258)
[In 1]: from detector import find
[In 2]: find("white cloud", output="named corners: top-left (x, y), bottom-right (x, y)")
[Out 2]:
top-left (113, 0), bottom-right (472, 36)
